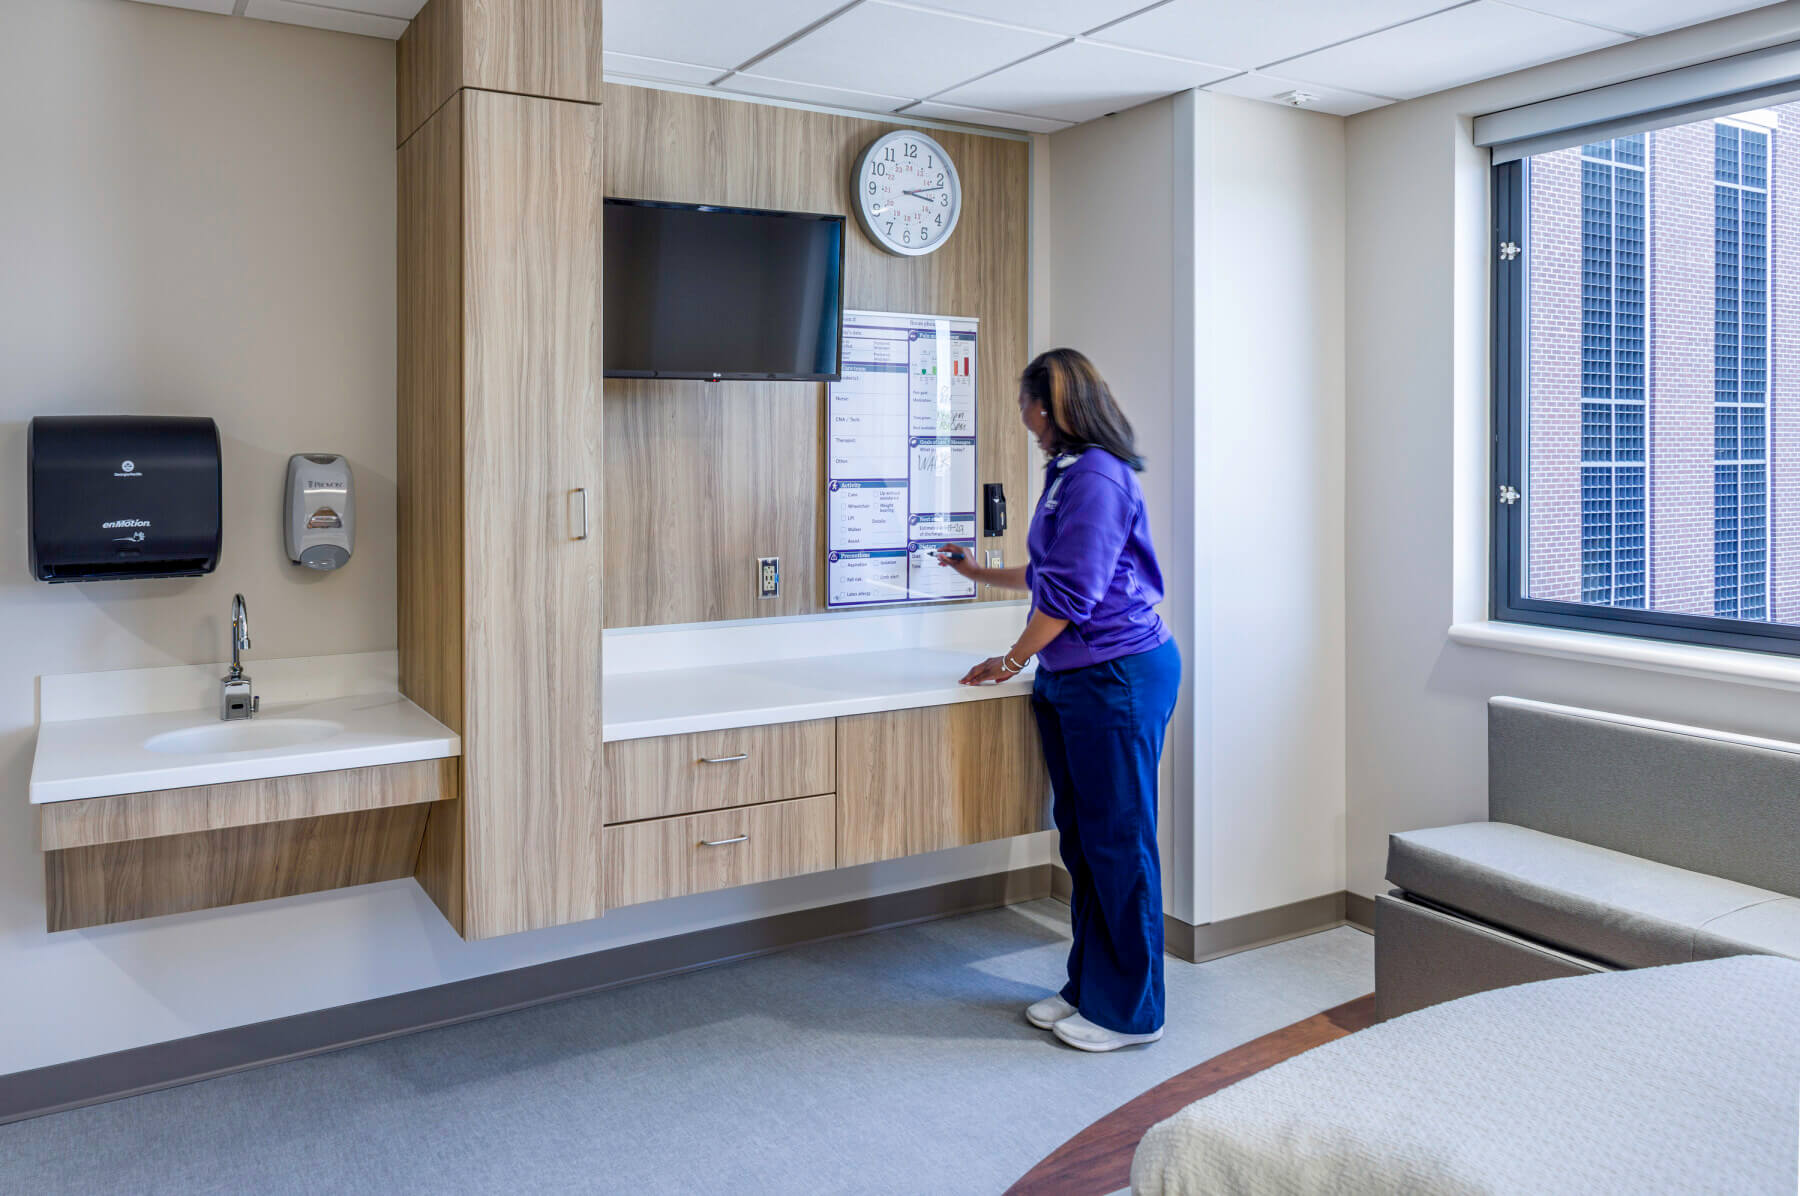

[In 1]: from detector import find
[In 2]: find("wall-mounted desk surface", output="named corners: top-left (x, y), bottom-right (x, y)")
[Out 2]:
top-left (602, 647), bottom-right (1035, 742)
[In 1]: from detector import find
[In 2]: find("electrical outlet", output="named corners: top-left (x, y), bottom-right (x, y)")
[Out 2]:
top-left (985, 549), bottom-right (1003, 570)
top-left (757, 556), bottom-right (779, 599)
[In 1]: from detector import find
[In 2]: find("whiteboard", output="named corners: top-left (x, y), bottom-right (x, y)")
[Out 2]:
top-left (826, 310), bottom-right (978, 608)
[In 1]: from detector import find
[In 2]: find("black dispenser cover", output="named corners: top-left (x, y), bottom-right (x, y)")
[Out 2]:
top-left (28, 416), bottom-right (222, 582)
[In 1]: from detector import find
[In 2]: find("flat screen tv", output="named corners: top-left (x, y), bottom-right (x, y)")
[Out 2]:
top-left (604, 198), bottom-right (845, 381)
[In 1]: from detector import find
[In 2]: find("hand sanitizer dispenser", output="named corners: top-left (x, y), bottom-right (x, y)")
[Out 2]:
top-left (285, 454), bottom-right (354, 571)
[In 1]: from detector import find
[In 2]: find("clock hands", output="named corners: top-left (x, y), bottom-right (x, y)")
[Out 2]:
top-left (903, 186), bottom-right (944, 198)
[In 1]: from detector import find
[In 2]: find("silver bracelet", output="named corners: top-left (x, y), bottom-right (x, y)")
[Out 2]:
top-left (1003, 652), bottom-right (1032, 673)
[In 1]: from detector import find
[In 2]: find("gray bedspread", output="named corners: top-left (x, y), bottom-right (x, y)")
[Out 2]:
top-left (1131, 955), bottom-right (1800, 1195)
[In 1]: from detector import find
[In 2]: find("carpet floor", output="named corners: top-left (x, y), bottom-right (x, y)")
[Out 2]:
top-left (0, 900), bottom-right (1372, 1195)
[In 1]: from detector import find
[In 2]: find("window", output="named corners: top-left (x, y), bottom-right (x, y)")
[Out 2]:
top-left (1494, 104), bottom-right (1800, 654)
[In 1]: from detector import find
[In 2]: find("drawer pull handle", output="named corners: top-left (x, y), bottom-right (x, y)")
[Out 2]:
top-left (700, 753), bottom-right (749, 764)
top-left (701, 834), bottom-right (749, 847)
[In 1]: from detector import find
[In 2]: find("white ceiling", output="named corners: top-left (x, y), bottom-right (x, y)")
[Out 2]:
top-left (132, 0), bottom-right (1788, 129)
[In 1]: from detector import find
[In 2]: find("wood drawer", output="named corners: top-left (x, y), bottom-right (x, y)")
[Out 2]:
top-left (602, 719), bottom-right (835, 823)
top-left (838, 696), bottom-right (1048, 867)
top-left (602, 794), bottom-right (837, 908)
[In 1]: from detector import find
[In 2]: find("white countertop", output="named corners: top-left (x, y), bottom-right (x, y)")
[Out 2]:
top-left (30, 692), bottom-right (460, 804)
top-left (603, 647), bottom-right (1035, 741)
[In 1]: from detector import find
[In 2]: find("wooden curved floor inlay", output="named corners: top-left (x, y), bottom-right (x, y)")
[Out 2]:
top-left (1006, 994), bottom-right (1377, 1196)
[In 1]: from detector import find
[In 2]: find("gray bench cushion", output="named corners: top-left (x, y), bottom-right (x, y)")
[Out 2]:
top-left (1388, 822), bottom-right (1800, 968)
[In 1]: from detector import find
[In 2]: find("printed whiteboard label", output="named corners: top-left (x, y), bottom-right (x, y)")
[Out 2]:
top-left (829, 480), bottom-right (908, 551)
top-left (828, 550), bottom-right (911, 607)
top-left (907, 541), bottom-right (975, 600)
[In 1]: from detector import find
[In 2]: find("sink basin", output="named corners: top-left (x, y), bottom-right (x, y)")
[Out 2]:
top-left (144, 718), bottom-right (343, 755)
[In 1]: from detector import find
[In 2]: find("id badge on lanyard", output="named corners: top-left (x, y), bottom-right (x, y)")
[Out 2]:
top-left (1042, 453), bottom-right (1081, 512)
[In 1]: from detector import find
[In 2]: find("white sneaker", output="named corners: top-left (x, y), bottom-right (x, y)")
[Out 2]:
top-left (1025, 994), bottom-right (1078, 1029)
top-left (1051, 1012), bottom-right (1163, 1052)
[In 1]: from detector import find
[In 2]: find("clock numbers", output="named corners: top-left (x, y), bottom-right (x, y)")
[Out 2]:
top-left (855, 131), bottom-right (960, 257)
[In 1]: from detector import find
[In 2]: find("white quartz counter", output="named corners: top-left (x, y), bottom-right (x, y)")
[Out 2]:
top-left (602, 646), bottom-right (1035, 741)
top-left (30, 692), bottom-right (460, 804)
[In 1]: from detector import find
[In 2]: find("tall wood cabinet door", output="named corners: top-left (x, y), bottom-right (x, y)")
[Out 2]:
top-left (459, 90), bottom-right (605, 939)
top-left (837, 697), bottom-right (1049, 867)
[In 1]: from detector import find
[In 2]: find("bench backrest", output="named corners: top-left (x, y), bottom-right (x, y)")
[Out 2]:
top-left (1489, 697), bottom-right (1800, 898)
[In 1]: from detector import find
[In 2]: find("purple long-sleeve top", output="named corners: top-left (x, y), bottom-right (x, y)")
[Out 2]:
top-left (1026, 447), bottom-right (1171, 673)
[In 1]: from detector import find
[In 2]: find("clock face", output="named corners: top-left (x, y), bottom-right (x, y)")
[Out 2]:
top-left (854, 131), bottom-right (961, 257)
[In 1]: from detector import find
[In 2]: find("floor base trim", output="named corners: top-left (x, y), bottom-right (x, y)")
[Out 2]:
top-left (1050, 869), bottom-right (1370, 964)
top-left (0, 863), bottom-right (1052, 1126)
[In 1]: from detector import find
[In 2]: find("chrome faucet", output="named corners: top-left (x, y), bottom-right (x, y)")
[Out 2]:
top-left (221, 593), bottom-right (258, 721)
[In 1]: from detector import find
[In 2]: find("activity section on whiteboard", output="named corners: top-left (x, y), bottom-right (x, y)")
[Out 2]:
top-left (828, 479), bottom-right (908, 551)
top-left (908, 541), bottom-right (976, 600)
top-left (909, 325), bottom-right (976, 438)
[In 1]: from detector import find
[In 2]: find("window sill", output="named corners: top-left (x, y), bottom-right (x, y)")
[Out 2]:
top-left (1447, 620), bottom-right (1800, 693)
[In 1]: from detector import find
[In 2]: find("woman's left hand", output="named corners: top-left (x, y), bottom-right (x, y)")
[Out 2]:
top-left (959, 656), bottom-right (1015, 686)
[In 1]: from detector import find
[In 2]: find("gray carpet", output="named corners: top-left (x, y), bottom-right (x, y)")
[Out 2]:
top-left (0, 900), bottom-right (1372, 1195)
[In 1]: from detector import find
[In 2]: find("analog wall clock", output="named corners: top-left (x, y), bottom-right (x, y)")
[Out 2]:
top-left (853, 130), bottom-right (961, 257)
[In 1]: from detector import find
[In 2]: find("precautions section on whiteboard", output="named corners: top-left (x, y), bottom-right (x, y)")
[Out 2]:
top-left (828, 311), bottom-right (978, 608)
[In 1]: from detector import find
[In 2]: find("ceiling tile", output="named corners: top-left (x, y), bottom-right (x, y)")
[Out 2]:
top-left (1276, 1), bottom-right (1626, 100)
top-left (1091, 0), bottom-right (1460, 71)
top-left (242, 0), bottom-right (409, 38)
top-left (313, 0), bottom-right (425, 16)
top-left (936, 38), bottom-right (1234, 124)
top-left (753, 2), bottom-right (1063, 98)
top-left (719, 72), bottom-right (915, 112)
top-left (903, 100), bottom-right (1075, 133)
top-left (1205, 71), bottom-right (1393, 116)
top-left (897, 0), bottom-right (1160, 36)
top-left (603, 0), bottom-right (853, 71)
top-left (1501, 0), bottom-right (1783, 37)
top-left (125, 0), bottom-right (237, 13)
top-left (603, 51), bottom-right (724, 85)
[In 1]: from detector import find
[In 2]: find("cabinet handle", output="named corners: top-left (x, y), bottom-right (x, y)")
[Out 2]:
top-left (700, 834), bottom-right (749, 847)
top-left (570, 488), bottom-right (589, 541)
top-left (700, 753), bottom-right (749, 764)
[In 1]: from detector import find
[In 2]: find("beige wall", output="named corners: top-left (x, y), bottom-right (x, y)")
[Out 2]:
top-left (0, 0), bottom-right (397, 1070)
top-left (1344, 1), bottom-right (1800, 899)
top-left (1047, 92), bottom-right (1347, 926)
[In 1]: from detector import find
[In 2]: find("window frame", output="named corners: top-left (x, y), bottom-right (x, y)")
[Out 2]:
top-left (1491, 146), bottom-right (1800, 656)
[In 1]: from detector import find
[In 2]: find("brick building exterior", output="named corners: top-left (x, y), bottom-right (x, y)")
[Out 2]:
top-left (1527, 105), bottom-right (1800, 625)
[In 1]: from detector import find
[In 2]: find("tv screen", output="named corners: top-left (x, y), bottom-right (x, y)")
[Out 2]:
top-left (604, 199), bottom-right (845, 381)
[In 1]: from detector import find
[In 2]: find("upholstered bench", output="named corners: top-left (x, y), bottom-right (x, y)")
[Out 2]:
top-left (1377, 697), bottom-right (1800, 1019)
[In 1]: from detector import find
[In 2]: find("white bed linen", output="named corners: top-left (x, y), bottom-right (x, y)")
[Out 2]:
top-left (1131, 956), bottom-right (1800, 1195)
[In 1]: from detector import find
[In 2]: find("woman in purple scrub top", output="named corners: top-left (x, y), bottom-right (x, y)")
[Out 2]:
top-left (937, 348), bottom-right (1180, 1054)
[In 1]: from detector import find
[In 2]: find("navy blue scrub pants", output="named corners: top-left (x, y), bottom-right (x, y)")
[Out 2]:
top-left (1031, 637), bottom-right (1181, 1035)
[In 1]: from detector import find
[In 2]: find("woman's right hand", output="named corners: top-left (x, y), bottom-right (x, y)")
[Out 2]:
top-left (934, 543), bottom-right (980, 580)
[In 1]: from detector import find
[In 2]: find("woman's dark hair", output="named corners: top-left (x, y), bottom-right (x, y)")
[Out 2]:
top-left (1018, 348), bottom-right (1144, 471)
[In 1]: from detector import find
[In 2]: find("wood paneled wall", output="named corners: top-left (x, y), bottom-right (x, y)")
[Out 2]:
top-left (602, 84), bottom-right (1032, 627)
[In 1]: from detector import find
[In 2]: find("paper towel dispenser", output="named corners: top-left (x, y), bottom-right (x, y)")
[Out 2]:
top-left (28, 416), bottom-right (222, 583)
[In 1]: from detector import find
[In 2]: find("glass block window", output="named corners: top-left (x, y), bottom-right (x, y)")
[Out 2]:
top-left (1580, 134), bottom-right (1648, 608)
top-left (1716, 122), bottom-right (1770, 620)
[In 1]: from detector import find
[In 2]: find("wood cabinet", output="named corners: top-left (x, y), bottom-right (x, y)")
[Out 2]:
top-left (398, 0), bottom-right (603, 146)
top-left (603, 794), bottom-right (837, 909)
top-left (603, 720), bottom-right (835, 824)
top-left (397, 0), bottom-right (605, 940)
top-left (836, 697), bottom-right (1049, 867)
